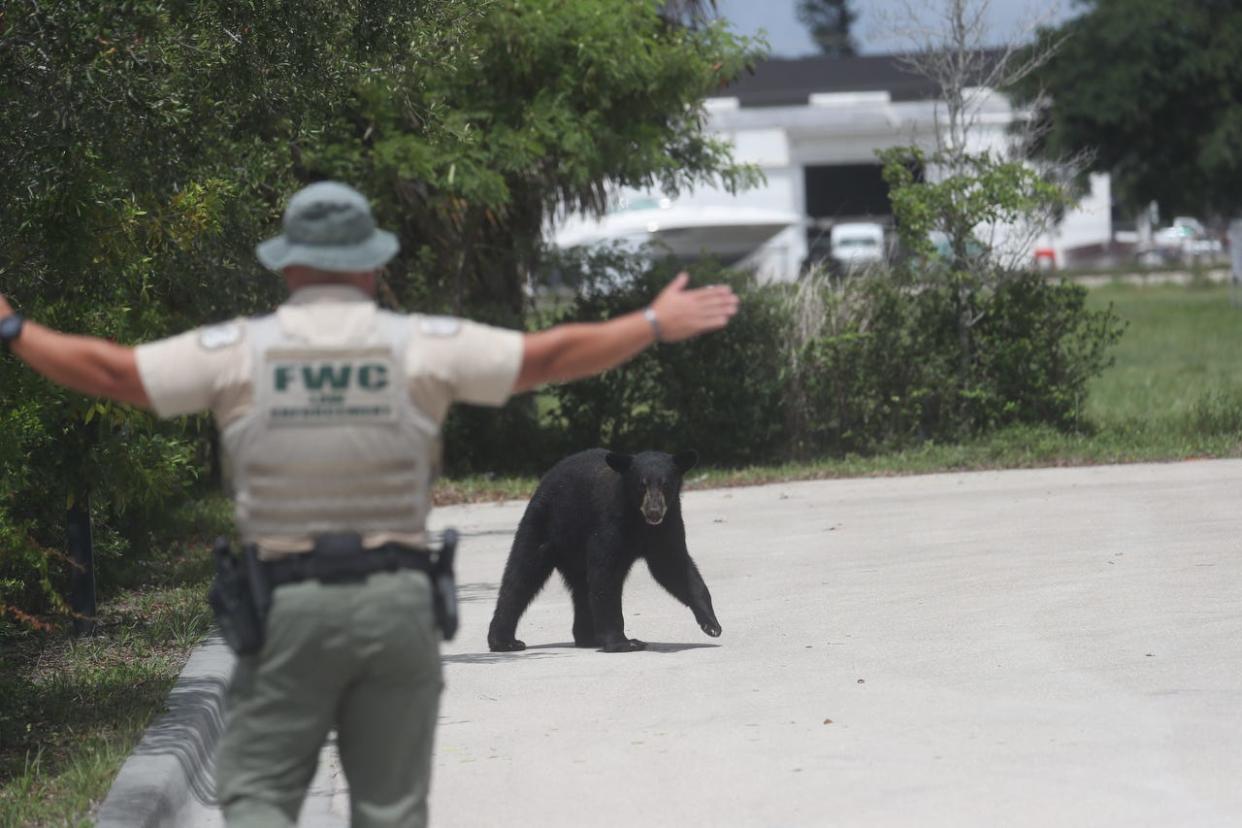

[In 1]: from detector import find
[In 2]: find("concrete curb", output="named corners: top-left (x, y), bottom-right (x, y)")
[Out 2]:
top-left (96, 635), bottom-right (235, 828)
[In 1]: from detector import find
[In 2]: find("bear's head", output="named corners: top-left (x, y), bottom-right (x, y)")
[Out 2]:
top-left (604, 450), bottom-right (698, 526)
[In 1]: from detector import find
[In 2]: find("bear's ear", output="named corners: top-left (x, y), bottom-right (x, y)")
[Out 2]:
top-left (605, 452), bottom-right (633, 473)
top-left (674, 450), bottom-right (699, 472)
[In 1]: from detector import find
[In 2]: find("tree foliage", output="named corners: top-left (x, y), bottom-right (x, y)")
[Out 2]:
top-left (356, 0), bottom-right (764, 323)
top-left (0, 0), bottom-right (763, 627)
top-left (1018, 0), bottom-right (1242, 216)
top-left (866, 0), bottom-right (1087, 416)
top-left (881, 146), bottom-right (1069, 270)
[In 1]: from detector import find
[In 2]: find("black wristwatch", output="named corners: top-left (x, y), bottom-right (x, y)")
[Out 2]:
top-left (0, 314), bottom-right (25, 351)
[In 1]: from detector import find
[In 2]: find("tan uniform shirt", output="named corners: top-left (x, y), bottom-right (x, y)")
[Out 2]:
top-left (135, 285), bottom-right (523, 553)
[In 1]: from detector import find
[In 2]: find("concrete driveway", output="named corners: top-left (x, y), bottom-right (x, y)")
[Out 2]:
top-left (414, 460), bottom-right (1242, 827)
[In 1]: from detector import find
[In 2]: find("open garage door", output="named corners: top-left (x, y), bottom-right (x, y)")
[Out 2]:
top-left (803, 163), bottom-right (919, 268)
top-left (804, 163), bottom-right (894, 220)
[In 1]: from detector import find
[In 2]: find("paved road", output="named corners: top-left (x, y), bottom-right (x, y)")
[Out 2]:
top-left (302, 460), bottom-right (1242, 826)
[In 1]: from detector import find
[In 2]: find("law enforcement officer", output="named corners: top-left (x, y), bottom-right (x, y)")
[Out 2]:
top-left (0, 181), bottom-right (739, 827)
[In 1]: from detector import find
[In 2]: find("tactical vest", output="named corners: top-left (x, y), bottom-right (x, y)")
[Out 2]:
top-left (220, 311), bottom-right (437, 547)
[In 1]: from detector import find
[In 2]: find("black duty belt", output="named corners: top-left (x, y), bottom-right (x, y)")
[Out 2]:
top-left (211, 530), bottom-right (460, 654)
top-left (263, 540), bottom-right (434, 588)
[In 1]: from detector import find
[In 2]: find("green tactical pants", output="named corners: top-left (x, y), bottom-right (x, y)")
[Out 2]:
top-left (215, 569), bottom-right (443, 827)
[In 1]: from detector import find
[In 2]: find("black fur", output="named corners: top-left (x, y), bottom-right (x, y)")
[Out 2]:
top-left (487, 448), bottom-right (721, 653)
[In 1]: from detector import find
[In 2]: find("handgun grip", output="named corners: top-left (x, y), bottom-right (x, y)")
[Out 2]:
top-left (437, 528), bottom-right (458, 573)
top-left (433, 528), bottom-right (459, 640)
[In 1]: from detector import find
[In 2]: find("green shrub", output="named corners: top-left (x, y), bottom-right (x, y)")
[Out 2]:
top-left (492, 249), bottom-right (1126, 470)
top-left (1186, 386), bottom-right (1242, 437)
top-left (441, 399), bottom-right (556, 477)
top-left (782, 267), bottom-right (1125, 454)
top-left (0, 389), bottom-right (200, 626)
top-left (783, 271), bottom-right (952, 454)
top-left (544, 248), bottom-right (788, 466)
top-left (970, 273), bottom-right (1125, 430)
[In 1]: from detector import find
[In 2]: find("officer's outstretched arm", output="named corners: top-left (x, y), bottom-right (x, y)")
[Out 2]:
top-left (0, 296), bottom-right (151, 408)
top-left (514, 273), bottom-right (738, 393)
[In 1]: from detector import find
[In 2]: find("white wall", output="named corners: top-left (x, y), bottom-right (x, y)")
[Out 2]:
top-left (552, 92), bottom-right (1113, 282)
top-left (1053, 174), bottom-right (1112, 254)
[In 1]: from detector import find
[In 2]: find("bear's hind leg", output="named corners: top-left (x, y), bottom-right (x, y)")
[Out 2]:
top-left (488, 536), bottom-right (555, 652)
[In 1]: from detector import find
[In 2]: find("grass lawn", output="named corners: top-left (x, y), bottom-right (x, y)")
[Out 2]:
top-left (1085, 281), bottom-right (1242, 426)
top-left (0, 509), bottom-right (223, 827)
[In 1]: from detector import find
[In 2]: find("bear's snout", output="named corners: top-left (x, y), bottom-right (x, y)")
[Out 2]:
top-left (641, 488), bottom-right (667, 525)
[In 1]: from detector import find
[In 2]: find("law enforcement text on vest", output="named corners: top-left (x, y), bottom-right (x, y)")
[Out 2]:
top-left (221, 310), bottom-right (440, 553)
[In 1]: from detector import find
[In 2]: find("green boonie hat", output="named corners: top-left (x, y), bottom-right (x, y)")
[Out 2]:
top-left (256, 181), bottom-right (399, 272)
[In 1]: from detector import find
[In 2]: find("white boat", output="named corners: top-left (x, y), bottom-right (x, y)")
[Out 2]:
top-left (552, 197), bottom-right (801, 262)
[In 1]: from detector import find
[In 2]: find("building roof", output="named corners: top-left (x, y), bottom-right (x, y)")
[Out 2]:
top-left (724, 53), bottom-right (986, 107)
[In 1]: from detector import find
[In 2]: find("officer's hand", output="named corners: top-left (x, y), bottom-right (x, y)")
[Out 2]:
top-left (0, 294), bottom-right (12, 317)
top-left (649, 273), bottom-right (740, 343)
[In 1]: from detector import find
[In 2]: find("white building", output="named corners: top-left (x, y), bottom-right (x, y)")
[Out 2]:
top-left (552, 54), bottom-right (1112, 282)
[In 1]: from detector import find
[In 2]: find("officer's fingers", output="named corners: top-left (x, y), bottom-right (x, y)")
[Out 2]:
top-left (686, 283), bottom-right (734, 297)
top-left (689, 290), bottom-right (739, 315)
top-left (656, 284), bottom-right (739, 341)
top-left (687, 305), bottom-right (738, 336)
top-left (658, 272), bottom-right (691, 298)
top-left (686, 286), bottom-right (739, 308)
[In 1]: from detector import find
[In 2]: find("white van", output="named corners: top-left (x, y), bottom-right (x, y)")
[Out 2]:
top-left (830, 222), bottom-right (885, 270)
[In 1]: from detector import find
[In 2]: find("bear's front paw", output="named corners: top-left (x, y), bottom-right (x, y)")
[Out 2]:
top-left (700, 622), bottom-right (722, 638)
top-left (488, 638), bottom-right (527, 652)
top-left (601, 638), bottom-right (646, 653)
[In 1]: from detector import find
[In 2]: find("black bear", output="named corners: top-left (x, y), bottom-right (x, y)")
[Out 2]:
top-left (487, 448), bottom-right (722, 653)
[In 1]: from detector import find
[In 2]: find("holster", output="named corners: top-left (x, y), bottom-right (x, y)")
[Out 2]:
top-left (431, 529), bottom-right (459, 641)
top-left (207, 537), bottom-right (270, 656)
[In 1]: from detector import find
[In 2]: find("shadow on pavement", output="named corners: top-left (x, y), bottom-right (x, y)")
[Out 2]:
top-left (526, 641), bottom-right (721, 654)
top-left (441, 649), bottom-right (568, 665)
top-left (640, 642), bottom-right (721, 653)
top-left (442, 641), bottom-right (719, 664)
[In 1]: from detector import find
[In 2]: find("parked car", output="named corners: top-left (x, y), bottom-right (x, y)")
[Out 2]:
top-left (1139, 217), bottom-right (1223, 265)
top-left (830, 222), bottom-right (885, 270)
